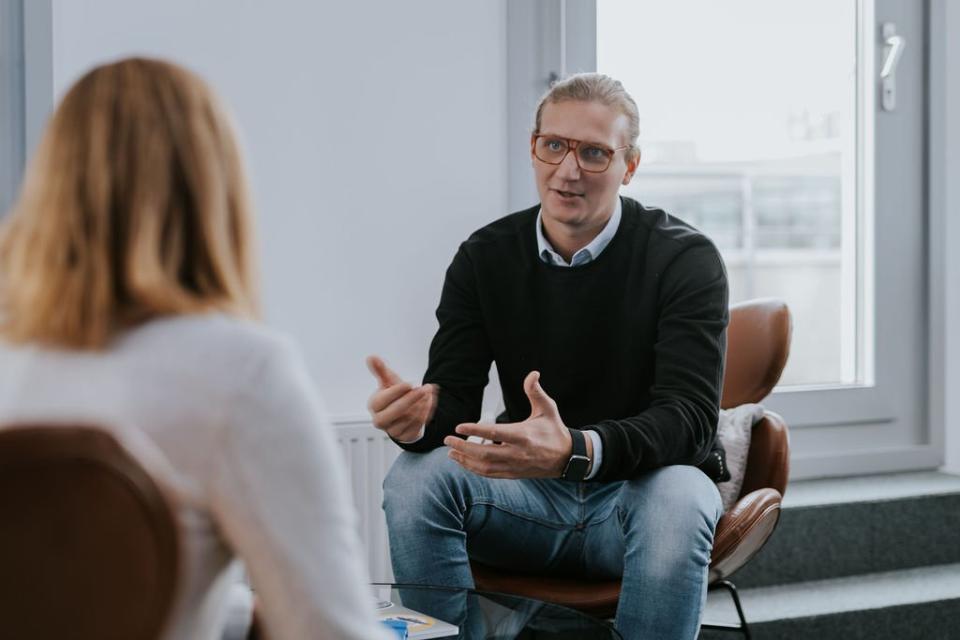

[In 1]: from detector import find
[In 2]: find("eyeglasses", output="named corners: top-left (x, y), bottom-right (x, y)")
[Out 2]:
top-left (532, 134), bottom-right (629, 173)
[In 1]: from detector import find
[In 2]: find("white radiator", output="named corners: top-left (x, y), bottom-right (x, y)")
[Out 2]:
top-left (335, 423), bottom-right (401, 582)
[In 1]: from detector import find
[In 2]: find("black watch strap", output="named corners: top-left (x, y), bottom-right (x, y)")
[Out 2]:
top-left (561, 428), bottom-right (591, 481)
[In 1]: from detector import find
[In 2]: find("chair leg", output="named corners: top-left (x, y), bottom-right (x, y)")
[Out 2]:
top-left (700, 580), bottom-right (750, 639)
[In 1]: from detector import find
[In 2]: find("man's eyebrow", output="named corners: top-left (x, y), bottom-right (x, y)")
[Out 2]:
top-left (537, 133), bottom-right (614, 148)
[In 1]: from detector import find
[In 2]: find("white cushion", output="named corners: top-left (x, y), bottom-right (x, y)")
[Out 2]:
top-left (716, 404), bottom-right (766, 512)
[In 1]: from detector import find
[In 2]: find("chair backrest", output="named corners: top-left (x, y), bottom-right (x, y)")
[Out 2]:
top-left (0, 424), bottom-right (180, 640)
top-left (720, 298), bottom-right (792, 498)
top-left (721, 298), bottom-right (792, 409)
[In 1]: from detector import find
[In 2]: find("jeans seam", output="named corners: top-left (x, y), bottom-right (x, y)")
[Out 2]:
top-left (576, 508), bottom-right (619, 575)
top-left (615, 505), bottom-right (627, 548)
top-left (468, 499), bottom-right (571, 530)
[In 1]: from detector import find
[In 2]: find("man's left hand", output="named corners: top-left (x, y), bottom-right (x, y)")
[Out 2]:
top-left (444, 371), bottom-right (586, 479)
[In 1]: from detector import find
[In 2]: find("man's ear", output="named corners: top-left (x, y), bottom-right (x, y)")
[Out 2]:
top-left (622, 151), bottom-right (640, 185)
top-left (530, 135), bottom-right (538, 162)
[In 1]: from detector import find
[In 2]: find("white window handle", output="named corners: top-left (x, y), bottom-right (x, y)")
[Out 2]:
top-left (880, 22), bottom-right (905, 112)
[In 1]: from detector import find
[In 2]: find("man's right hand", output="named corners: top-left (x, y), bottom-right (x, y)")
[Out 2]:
top-left (366, 355), bottom-right (438, 442)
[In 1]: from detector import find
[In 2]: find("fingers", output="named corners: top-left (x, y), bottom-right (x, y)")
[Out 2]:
top-left (448, 448), bottom-right (511, 477)
top-left (377, 386), bottom-right (432, 428)
top-left (366, 355), bottom-right (402, 389)
top-left (454, 422), bottom-right (525, 445)
top-left (367, 374), bottom-right (438, 443)
top-left (523, 370), bottom-right (542, 398)
top-left (388, 419), bottom-right (426, 442)
top-left (523, 370), bottom-right (557, 417)
top-left (372, 386), bottom-right (437, 443)
top-left (445, 439), bottom-right (514, 477)
top-left (368, 382), bottom-right (414, 414)
top-left (421, 383), bottom-right (439, 423)
top-left (444, 435), bottom-right (496, 457)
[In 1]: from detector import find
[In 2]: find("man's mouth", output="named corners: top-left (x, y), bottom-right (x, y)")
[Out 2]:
top-left (552, 188), bottom-right (583, 198)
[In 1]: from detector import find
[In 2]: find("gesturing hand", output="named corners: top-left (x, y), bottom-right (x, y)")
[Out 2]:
top-left (443, 371), bottom-right (577, 479)
top-left (366, 355), bottom-right (438, 442)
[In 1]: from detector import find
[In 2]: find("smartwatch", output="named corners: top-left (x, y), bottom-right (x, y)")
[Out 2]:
top-left (560, 428), bottom-right (592, 481)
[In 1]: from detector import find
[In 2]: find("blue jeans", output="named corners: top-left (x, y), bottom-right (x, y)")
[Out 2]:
top-left (383, 447), bottom-right (723, 640)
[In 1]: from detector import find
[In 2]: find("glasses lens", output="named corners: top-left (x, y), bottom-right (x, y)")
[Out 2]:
top-left (577, 145), bottom-right (612, 172)
top-left (535, 137), bottom-right (568, 164)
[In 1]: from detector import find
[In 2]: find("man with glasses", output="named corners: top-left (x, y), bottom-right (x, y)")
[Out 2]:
top-left (368, 73), bottom-right (728, 640)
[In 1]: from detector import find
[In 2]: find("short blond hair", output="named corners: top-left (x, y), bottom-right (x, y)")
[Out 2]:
top-left (0, 57), bottom-right (259, 349)
top-left (533, 72), bottom-right (641, 162)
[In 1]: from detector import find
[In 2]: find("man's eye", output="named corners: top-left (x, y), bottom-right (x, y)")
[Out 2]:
top-left (545, 139), bottom-right (566, 152)
top-left (582, 146), bottom-right (609, 159)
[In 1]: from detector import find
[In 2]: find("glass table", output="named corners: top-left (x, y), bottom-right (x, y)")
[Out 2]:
top-left (373, 583), bottom-right (622, 640)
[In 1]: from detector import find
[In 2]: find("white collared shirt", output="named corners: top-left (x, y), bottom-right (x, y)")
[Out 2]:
top-left (536, 197), bottom-right (622, 267)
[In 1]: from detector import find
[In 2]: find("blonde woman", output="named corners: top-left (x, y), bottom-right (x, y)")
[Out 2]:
top-left (0, 57), bottom-right (391, 640)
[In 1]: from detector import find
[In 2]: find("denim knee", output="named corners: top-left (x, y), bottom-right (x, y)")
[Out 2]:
top-left (621, 465), bottom-right (720, 517)
top-left (617, 466), bottom-right (722, 552)
top-left (382, 447), bottom-right (468, 529)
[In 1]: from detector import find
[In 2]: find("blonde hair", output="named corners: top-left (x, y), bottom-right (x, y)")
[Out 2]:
top-left (533, 72), bottom-right (641, 162)
top-left (0, 57), bottom-right (259, 349)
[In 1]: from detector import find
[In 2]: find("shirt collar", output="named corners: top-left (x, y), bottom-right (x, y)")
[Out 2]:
top-left (536, 198), bottom-right (622, 267)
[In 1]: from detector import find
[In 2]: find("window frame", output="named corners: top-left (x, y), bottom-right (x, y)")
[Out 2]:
top-left (0, 0), bottom-right (53, 215)
top-left (0, 0), bottom-right (26, 214)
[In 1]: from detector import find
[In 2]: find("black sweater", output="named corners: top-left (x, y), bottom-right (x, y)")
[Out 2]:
top-left (400, 196), bottom-right (729, 482)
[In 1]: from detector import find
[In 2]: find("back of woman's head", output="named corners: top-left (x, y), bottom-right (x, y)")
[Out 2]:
top-left (0, 57), bottom-right (259, 349)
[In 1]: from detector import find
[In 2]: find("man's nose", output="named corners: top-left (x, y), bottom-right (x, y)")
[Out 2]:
top-left (556, 149), bottom-right (581, 179)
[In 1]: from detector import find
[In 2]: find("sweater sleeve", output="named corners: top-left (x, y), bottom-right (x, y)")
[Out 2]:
top-left (589, 241), bottom-right (729, 481)
top-left (396, 244), bottom-right (494, 452)
top-left (207, 338), bottom-right (392, 640)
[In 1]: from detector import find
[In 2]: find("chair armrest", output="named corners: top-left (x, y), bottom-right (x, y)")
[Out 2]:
top-left (742, 411), bottom-right (790, 497)
top-left (709, 487), bottom-right (782, 583)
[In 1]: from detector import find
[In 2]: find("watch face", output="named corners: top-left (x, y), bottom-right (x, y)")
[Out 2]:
top-left (563, 454), bottom-right (591, 481)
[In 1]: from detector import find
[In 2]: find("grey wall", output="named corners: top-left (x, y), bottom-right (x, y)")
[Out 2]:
top-left (46, 0), bottom-right (508, 420)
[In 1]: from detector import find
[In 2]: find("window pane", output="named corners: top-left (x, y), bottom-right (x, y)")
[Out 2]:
top-left (598, 0), bottom-right (859, 387)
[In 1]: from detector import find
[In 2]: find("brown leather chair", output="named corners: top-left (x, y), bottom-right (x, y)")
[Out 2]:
top-left (471, 298), bottom-right (792, 638)
top-left (0, 424), bottom-right (180, 640)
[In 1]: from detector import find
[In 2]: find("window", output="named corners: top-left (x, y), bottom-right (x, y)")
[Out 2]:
top-left (598, 0), bottom-right (858, 388)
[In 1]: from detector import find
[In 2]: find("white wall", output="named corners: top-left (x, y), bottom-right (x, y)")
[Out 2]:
top-left (46, 0), bottom-right (508, 422)
top-left (941, 0), bottom-right (960, 473)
